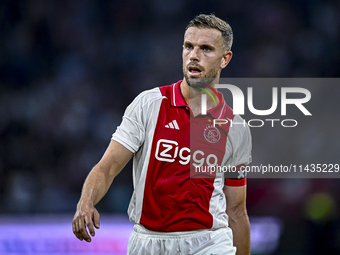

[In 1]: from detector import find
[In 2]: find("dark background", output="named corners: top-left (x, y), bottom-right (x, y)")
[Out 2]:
top-left (1, 0), bottom-right (340, 254)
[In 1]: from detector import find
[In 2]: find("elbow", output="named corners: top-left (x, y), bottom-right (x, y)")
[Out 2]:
top-left (227, 206), bottom-right (248, 223)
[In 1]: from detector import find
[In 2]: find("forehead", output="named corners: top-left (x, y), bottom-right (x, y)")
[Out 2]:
top-left (184, 27), bottom-right (223, 46)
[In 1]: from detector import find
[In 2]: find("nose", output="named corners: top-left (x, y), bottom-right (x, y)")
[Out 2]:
top-left (189, 46), bottom-right (200, 62)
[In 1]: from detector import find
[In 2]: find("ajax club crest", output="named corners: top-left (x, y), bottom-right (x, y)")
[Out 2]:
top-left (203, 125), bottom-right (221, 143)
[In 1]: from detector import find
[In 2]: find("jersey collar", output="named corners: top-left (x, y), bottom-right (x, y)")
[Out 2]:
top-left (207, 92), bottom-right (228, 119)
top-left (171, 80), bottom-right (187, 107)
top-left (170, 80), bottom-right (231, 119)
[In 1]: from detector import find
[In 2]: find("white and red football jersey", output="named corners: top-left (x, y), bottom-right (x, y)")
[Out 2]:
top-left (112, 80), bottom-right (252, 232)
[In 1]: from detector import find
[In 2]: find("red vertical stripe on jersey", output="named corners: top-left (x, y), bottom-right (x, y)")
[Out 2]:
top-left (140, 83), bottom-right (215, 232)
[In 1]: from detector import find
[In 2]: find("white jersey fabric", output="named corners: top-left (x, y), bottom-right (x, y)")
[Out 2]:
top-left (112, 80), bottom-right (252, 232)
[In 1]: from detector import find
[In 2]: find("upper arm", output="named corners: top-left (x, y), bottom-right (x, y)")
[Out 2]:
top-left (96, 140), bottom-right (134, 180)
top-left (225, 116), bottom-right (252, 168)
top-left (97, 91), bottom-right (159, 183)
top-left (111, 88), bottom-right (161, 154)
top-left (223, 185), bottom-right (247, 216)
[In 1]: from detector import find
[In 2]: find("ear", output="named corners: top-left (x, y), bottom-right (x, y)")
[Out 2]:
top-left (220, 51), bottom-right (233, 69)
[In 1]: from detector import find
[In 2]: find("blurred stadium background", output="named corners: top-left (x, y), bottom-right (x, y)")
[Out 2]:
top-left (0, 0), bottom-right (339, 254)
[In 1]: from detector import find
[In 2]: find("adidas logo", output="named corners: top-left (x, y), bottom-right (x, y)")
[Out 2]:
top-left (165, 120), bottom-right (180, 130)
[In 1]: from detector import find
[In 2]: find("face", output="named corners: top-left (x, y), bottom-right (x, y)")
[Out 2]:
top-left (182, 27), bottom-right (232, 88)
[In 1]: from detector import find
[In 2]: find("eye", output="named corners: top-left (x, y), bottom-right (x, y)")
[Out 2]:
top-left (185, 44), bottom-right (193, 50)
top-left (203, 46), bottom-right (211, 52)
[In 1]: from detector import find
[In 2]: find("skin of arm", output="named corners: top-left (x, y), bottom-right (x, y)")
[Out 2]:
top-left (72, 140), bottom-right (133, 242)
top-left (223, 185), bottom-right (251, 255)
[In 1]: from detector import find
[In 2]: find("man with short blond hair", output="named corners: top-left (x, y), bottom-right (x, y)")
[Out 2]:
top-left (73, 14), bottom-right (251, 255)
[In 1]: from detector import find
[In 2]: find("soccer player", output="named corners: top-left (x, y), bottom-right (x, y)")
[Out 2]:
top-left (72, 14), bottom-right (252, 255)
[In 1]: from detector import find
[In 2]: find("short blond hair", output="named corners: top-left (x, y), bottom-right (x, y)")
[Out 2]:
top-left (186, 14), bottom-right (233, 51)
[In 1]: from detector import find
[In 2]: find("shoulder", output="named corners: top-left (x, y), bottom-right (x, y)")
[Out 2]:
top-left (134, 82), bottom-right (178, 107)
top-left (129, 81), bottom-right (181, 111)
top-left (135, 87), bottom-right (162, 102)
top-left (128, 87), bottom-right (164, 110)
top-left (230, 115), bottom-right (251, 137)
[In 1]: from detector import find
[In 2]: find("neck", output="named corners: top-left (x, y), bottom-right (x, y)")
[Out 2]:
top-left (180, 77), bottom-right (220, 116)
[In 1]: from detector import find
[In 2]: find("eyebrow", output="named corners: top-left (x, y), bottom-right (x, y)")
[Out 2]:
top-left (183, 41), bottom-right (216, 50)
top-left (201, 44), bottom-right (215, 50)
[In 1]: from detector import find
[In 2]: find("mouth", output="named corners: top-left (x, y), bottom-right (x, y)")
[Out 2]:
top-left (188, 66), bottom-right (203, 77)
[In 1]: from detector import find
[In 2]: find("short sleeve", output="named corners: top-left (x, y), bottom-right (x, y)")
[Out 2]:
top-left (228, 115), bottom-right (252, 167)
top-left (111, 88), bottom-right (163, 153)
top-left (111, 93), bottom-right (147, 153)
top-left (224, 115), bottom-right (252, 186)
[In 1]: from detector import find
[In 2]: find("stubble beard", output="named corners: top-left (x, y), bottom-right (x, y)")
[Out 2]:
top-left (183, 65), bottom-right (220, 89)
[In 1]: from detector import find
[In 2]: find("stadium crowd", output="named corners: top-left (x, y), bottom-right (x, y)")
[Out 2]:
top-left (0, 0), bottom-right (339, 253)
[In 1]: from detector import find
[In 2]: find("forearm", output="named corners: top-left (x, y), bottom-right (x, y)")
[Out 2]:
top-left (78, 165), bottom-right (114, 207)
top-left (73, 140), bottom-right (133, 242)
top-left (228, 211), bottom-right (251, 255)
top-left (78, 140), bottom-right (132, 207)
